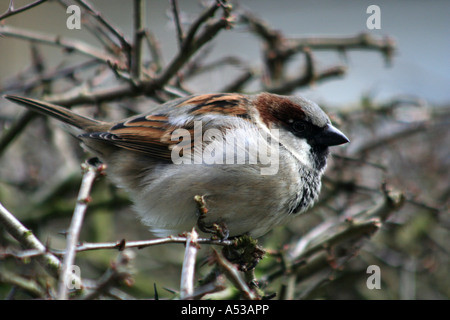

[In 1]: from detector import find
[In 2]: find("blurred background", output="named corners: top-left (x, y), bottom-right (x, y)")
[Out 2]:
top-left (1, 0), bottom-right (450, 104)
top-left (0, 0), bottom-right (449, 299)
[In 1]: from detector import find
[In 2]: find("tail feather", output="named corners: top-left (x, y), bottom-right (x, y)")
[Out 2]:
top-left (4, 95), bottom-right (102, 130)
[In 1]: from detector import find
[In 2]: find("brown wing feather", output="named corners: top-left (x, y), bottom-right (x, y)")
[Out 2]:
top-left (80, 114), bottom-right (179, 161)
top-left (80, 93), bottom-right (252, 162)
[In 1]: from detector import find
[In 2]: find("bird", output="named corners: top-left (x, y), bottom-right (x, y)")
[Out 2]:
top-left (4, 92), bottom-right (349, 238)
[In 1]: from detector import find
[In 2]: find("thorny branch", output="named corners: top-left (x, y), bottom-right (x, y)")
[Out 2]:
top-left (82, 249), bottom-right (135, 300)
top-left (0, 201), bottom-right (61, 279)
top-left (0, 235), bottom-right (233, 259)
top-left (57, 158), bottom-right (106, 300)
top-left (212, 249), bottom-right (259, 300)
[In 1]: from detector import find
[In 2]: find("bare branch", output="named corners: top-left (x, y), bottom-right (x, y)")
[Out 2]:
top-left (0, 110), bottom-right (37, 157)
top-left (353, 122), bottom-right (430, 155)
top-left (82, 249), bottom-right (135, 300)
top-left (288, 32), bottom-right (396, 66)
top-left (170, 0), bottom-right (184, 47)
top-left (5, 1), bottom-right (233, 108)
top-left (0, 267), bottom-right (46, 298)
top-left (212, 249), bottom-right (259, 300)
top-left (180, 228), bottom-right (199, 299)
top-left (264, 185), bottom-right (405, 284)
top-left (0, 0), bottom-right (48, 21)
top-left (0, 202), bottom-right (61, 278)
top-left (1, 235), bottom-right (233, 260)
top-left (0, 25), bottom-right (123, 66)
top-left (57, 158), bottom-right (106, 300)
top-left (153, 1), bottom-right (232, 90)
top-left (267, 65), bottom-right (346, 95)
top-left (143, 29), bottom-right (164, 73)
top-left (0, 59), bottom-right (98, 93)
top-left (72, 0), bottom-right (131, 51)
top-left (221, 69), bottom-right (255, 93)
top-left (131, 0), bottom-right (145, 80)
top-left (241, 11), bottom-right (396, 91)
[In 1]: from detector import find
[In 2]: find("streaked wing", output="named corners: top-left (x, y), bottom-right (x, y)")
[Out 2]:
top-left (81, 114), bottom-right (182, 161)
top-left (79, 93), bottom-right (251, 162)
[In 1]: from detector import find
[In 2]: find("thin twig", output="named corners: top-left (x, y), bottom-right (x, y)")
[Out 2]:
top-left (181, 1), bottom-right (222, 49)
top-left (153, 0), bottom-right (232, 88)
top-left (180, 228), bottom-right (199, 299)
top-left (266, 65), bottom-right (346, 95)
top-left (0, 267), bottom-right (46, 298)
top-left (42, 83), bottom-right (134, 106)
top-left (181, 54), bottom-right (244, 80)
top-left (264, 185), bottom-right (405, 284)
top-left (72, 0), bottom-right (131, 51)
top-left (293, 218), bottom-right (382, 261)
top-left (1, 236), bottom-right (232, 260)
top-left (242, 12), bottom-right (395, 65)
top-left (294, 186), bottom-right (404, 261)
top-left (57, 158), bottom-right (106, 300)
top-left (75, 236), bottom-right (232, 252)
top-left (0, 110), bottom-right (37, 157)
top-left (191, 274), bottom-right (227, 299)
top-left (353, 122), bottom-right (430, 155)
top-left (0, 25), bottom-right (122, 66)
top-left (170, 0), bottom-right (184, 47)
top-left (0, 202), bottom-right (61, 278)
top-left (6, 1), bottom-right (233, 108)
top-left (212, 249), bottom-right (259, 300)
top-left (0, 0), bottom-right (48, 21)
top-left (143, 29), bottom-right (164, 73)
top-left (241, 11), bottom-right (395, 91)
top-left (82, 249), bottom-right (135, 300)
top-left (132, 0), bottom-right (145, 80)
top-left (0, 59), bottom-right (99, 93)
top-left (221, 69), bottom-right (255, 93)
top-left (289, 32), bottom-right (396, 66)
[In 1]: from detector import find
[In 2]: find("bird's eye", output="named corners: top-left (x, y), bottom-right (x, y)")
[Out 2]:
top-left (292, 121), bottom-right (307, 133)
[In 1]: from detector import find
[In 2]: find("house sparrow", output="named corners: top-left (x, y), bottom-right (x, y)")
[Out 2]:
top-left (4, 93), bottom-right (348, 238)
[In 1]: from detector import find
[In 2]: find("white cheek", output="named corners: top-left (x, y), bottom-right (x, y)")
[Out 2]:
top-left (279, 131), bottom-right (314, 169)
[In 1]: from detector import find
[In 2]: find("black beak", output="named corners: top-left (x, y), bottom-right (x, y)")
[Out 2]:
top-left (315, 123), bottom-right (349, 147)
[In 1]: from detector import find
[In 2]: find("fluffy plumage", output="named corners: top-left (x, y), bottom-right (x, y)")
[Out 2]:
top-left (5, 92), bottom-right (349, 237)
